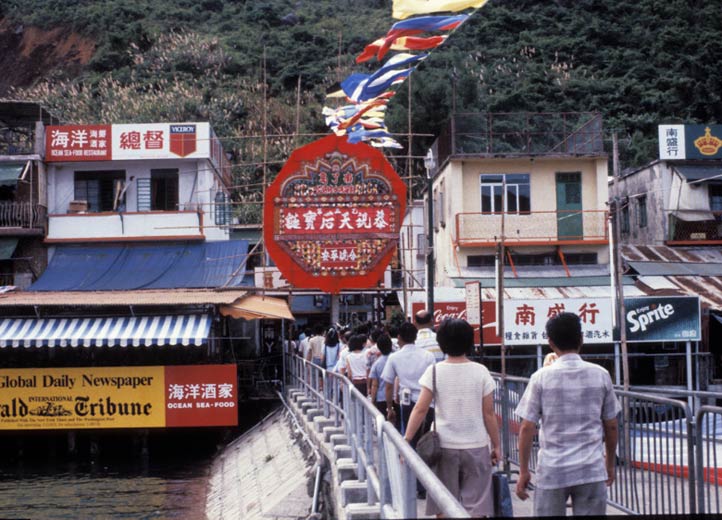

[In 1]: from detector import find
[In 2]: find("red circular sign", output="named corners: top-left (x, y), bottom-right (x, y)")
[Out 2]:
top-left (264, 135), bottom-right (406, 293)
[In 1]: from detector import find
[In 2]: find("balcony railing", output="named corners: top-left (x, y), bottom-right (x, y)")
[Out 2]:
top-left (667, 210), bottom-right (722, 244)
top-left (0, 202), bottom-right (46, 229)
top-left (456, 209), bottom-right (609, 247)
top-left (47, 211), bottom-right (205, 242)
top-left (432, 112), bottom-right (604, 170)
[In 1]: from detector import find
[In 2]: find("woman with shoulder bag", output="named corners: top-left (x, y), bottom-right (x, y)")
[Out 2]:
top-left (404, 318), bottom-right (501, 518)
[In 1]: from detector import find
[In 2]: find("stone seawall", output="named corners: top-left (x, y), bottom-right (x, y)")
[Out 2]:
top-left (206, 407), bottom-right (315, 520)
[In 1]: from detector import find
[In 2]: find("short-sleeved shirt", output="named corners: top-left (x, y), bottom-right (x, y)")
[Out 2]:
top-left (381, 343), bottom-right (435, 402)
top-left (369, 355), bottom-right (390, 402)
top-left (415, 328), bottom-right (444, 362)
top-left (514, 353), bottom-right (621, 489)
top-left (333, 346), bottom-right (349, 373)
top-left (419, 361), bottom-right (495, 449)
top-left (309, 335), bottom-right (325, 360)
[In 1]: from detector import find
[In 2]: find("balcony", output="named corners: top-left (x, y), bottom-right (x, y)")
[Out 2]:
top-left (667, 210), bottom-right (722, 245)
top-left (432, 112), bottom-right (604, 169)
top-left (456, 210), bottom-right (609, 247)
top-left (47, 211), bottom-right (205, 243)
top-left (0, 202), bottom-right (46, 235)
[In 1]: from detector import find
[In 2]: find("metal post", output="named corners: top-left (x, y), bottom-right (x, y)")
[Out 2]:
top-left (536, 344), bottom-right (542, 370)
top-left (281, 319), bottom-right (286, 394)
top-left (614, 342), bottom-right (621, 386)
top-left (686, 340), bottom-right (693, 412)
top-left (331, 294), bottom-right (340, 329)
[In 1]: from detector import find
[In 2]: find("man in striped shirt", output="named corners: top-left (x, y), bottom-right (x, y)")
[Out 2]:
top-left (514, 312), bottom-right (621, 516)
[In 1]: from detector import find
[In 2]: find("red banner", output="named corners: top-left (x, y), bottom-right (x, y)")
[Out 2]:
top-left (46, 125), bottom-right (112, 162)
top-left (264, 135), bottom-right (406, 293)
top-left (165, 364), bottom-right (237, 427)
top-left (412, 301), bottom-right (502, 346)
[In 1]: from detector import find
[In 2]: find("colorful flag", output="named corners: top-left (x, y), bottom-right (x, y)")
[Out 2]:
top-left (392, 0), bottom-right (488, 20)
top-left (390, 14), bottom-right (468, 32)
top-left (340, 53), bottom-right (427, 102)
top-left (357, 33), bottom-right (448, 63)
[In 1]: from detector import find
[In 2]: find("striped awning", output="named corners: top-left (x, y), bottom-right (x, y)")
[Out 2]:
top-left (0, 314), bottom-right (211, 348)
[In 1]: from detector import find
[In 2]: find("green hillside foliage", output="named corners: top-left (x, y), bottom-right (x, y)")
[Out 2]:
top-left (4, 0), bottom-right (722, 221)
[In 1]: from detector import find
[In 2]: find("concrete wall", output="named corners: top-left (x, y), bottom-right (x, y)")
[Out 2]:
top-left (432, 156), bottom-right (610, 285)
top-left (610, 161), bottom-right (670, 246)
top-left (47, 158), bottom-right (229, 241)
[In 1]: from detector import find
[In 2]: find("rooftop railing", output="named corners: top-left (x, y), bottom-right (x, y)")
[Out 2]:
top-left (432, 112), bottom-right (604, 170)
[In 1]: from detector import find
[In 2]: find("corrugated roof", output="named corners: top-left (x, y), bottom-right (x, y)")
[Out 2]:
top-left (672, 164), bottom-right (722, 182)
top-left (622, 244), bottom-right (722, 263)
top-left (409, 285), bottom-right (646, 304)
top-left (635, 275), bottom-right (722, 309)
top-left (0, 289), bottom-right (248, 307)
top-left (622, 245), bottom-right (722, 310)
top-left (629, 261), bottom-right (722, 276)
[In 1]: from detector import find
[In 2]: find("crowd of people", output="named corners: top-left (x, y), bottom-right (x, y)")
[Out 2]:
top-left (289, 310), bottom-right (620, 518)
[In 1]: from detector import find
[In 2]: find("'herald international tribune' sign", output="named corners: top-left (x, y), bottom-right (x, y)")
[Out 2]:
top-left (504, 298), bottom-right (613, 345)
top-left (264, 135), bottom-right (406, 293)
top-left (0, 364), bottom-right (237, 431)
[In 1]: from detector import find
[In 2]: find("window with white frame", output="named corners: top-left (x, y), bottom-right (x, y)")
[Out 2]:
top-left (480, 173), bottom-right (530, 214)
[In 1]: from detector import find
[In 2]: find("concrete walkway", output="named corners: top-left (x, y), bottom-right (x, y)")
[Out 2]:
top-left (206, 408), bottom-right (314, 520)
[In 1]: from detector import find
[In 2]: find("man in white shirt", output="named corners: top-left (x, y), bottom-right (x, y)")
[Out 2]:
top-left (515, 312), bottom-right (621, 516)
top-left (414, 310), bottom-right (444, 362)
top-left (381, 322), bottom-right (436, 443)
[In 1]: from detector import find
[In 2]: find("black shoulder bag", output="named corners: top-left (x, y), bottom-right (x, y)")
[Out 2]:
top-left (415, 364), bottom-right (441, 466)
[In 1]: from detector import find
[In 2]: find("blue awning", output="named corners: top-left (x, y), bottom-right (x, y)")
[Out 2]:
top-left (0, 314), bottom-right (211, 348)
top-left (29, 240), bottom-right (250, 291)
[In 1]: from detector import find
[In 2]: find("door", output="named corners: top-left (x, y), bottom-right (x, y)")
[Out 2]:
top-left (556, 172), bottom-right (583, 239)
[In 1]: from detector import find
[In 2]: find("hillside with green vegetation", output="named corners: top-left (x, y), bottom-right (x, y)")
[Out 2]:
top-left (1, 0), bottom-right (720, 221)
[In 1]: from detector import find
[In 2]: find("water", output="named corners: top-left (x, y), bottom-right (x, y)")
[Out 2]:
top-left (0, 403), bottom-right (277, 519)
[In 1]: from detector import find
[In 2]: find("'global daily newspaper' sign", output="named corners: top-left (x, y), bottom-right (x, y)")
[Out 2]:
top-left (0, 364), bottom-right (238, 431)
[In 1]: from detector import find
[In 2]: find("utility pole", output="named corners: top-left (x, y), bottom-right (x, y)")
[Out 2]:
top-left (424, 150), bottom-right (436, 313)
top-left (499, 176), bottom-right (507, 381)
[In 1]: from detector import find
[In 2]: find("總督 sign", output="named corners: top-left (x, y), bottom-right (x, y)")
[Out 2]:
top-left (504, 298), bottom-right (613, 345)
top-left (624, 296), bottom-right (700, 343)
top-left (0, 364), bottom-right (237, 431)
top-left (46, 123), bottom-right (215, 162)
top-left (264, 135), bottom-right (406, 293)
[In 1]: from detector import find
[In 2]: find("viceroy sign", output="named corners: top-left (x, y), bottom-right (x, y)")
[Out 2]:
top-left (264, 135), bottom-right (406, 293)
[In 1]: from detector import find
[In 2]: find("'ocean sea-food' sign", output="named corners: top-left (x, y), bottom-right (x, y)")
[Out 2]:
top-left (264, 135), bottom-right (406, 293)
top-left (0, 365), bottom-right (237, 430)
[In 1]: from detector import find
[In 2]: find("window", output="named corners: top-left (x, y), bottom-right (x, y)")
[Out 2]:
top-left (467, 252), bottom-right (597, 268)
top-left (710, 185), bottom-right (722, 213)
top-left (214, 191), bottom-right (232, 226)
top-left (480, 174), bottom-right (530, 214)
top-left (150, 169), bottom-right (179, 211)
top-left (637, 195), bottom-right (647, 228)
top-left (621, 205), bottom-right (630, 234)
top-left (74, 170), bottom-right (125, 212)
top-left (435, 180), bottom-right (446, 228)
top-left (468, 255), bottom-right (495, 267)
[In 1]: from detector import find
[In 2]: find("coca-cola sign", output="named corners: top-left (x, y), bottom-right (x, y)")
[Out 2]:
top-left (411, 301), bottom-right (501, 346)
